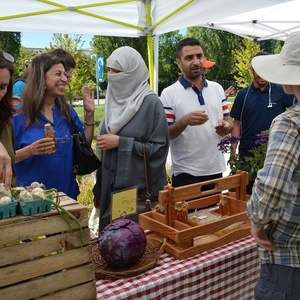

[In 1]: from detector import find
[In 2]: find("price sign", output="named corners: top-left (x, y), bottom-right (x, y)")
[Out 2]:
top-left (111, 186), bottom-right (138, 221)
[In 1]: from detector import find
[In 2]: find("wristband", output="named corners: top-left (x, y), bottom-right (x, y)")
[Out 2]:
top-left (84, 122), bottom-right (95, 126)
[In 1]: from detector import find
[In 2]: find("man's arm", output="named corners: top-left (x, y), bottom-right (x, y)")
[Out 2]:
top-left (169, 110), bottom-right (209, 140)
top-left (215, 115), bottom-right (234, 136)
top-left (231, 119), bottom-right (241, 151)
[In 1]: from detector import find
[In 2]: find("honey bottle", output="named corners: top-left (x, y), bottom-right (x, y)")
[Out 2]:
top-left (154, 204), bottom-right (164, 214)
top-left (182, 201), bottom-right (189, 222)
top-left (218, 194), bottom-right (230, 216)
top-left (44, 123), bottom-right (56, 153)
top-left (175, 201), bottom-right (187, 223)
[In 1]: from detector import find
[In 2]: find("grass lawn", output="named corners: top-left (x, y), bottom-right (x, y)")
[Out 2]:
top-left (73, 105), bottom-right (105, 126)
top-left (73, 96), bottom-right (235, 120)
top-left (73, 105), bottom-right (104, 214)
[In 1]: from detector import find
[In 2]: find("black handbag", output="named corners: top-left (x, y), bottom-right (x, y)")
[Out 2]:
top-left (69, 118), bottom-right (101, 176)
top-left (100, 143), bottom-right (158, 230)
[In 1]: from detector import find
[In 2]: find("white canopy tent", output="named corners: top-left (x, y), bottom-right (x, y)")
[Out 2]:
top-left (0, 0), bottom-right (293, 90)
top-left (200, 0), bottom-right (300, 41)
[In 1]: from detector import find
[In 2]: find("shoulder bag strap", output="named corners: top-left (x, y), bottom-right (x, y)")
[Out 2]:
top-left (142, 143), bottom-right (152, 196)
top-left (68, 116), bottom-right (80, 135)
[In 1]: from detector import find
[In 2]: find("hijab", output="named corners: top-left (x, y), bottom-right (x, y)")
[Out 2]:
top-left (105, 46), bottom-right (155, 134)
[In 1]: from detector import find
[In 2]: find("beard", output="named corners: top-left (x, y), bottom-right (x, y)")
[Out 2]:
top-left (187, 69), bottom-right (201, 80)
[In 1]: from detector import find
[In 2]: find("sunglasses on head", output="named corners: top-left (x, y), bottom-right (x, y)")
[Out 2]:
top-left (0, 51), bottom-right (15, 63)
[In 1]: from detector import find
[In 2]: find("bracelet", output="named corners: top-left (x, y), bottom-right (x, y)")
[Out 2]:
top-left (84, 121), bottom-right (95, 126)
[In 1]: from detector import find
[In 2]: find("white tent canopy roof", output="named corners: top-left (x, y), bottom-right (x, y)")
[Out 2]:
top-left (0, 0), bottom-right (294, 90)
top-left (200, 0), bottom-right (300, 41)
top-left (0, 0), bottom-right (291, 37)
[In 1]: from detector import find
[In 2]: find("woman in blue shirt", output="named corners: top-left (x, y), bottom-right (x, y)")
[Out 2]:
top-left (12, 53), bottom-right (95, 199)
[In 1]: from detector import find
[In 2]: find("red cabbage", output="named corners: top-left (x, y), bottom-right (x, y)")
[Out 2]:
top-left (98, 218), bottom-right (147, 268)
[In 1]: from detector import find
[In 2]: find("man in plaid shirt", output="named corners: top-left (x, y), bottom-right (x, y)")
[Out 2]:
top-left (247, 32), bottom-right (300, 300)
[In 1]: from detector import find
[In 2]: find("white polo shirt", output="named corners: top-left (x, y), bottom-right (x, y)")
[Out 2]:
top-left (160, 76), bottom-right (228, 177)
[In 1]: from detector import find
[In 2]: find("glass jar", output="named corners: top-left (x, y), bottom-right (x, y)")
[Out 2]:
top-left (44, 123), bottom-right (56, 153)
top-left (218, 195), bottom-right (230, 216)
top-left (175, 201), bottom-right (188, 223)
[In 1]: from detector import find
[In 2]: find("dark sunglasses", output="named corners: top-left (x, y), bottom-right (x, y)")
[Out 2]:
top-left (0, 51), bottom-right (15, 63)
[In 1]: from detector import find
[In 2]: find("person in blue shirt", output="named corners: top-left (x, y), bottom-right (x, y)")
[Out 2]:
top-left (230, 51), bottom-right (294, 195)
top-left (12, 67), bottom-right (31, 106)
top-left (12, 53), bottom-right (95, 199)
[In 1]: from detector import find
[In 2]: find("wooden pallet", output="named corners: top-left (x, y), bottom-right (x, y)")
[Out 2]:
top-left (0, 192), bottom-right (96, 300)
top-left (139, 172), bottom-right (251, 259)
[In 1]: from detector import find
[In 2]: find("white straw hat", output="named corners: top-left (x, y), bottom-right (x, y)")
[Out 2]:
top-left (252, 31), bottom-right (300, 85)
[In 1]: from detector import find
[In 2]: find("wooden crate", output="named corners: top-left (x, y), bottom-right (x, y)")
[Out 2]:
top-left (139, 172), bottom-right (251, 260)
top-left (0, 193), bottom-right (96, 300)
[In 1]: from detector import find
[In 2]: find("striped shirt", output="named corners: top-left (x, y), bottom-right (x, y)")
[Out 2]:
top-left (160, 75), bottom-right (228, 177)
top-left (246, 101), bottom-right (300, 267)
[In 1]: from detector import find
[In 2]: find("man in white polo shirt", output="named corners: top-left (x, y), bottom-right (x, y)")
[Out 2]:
top-left (160, 37), bottom-right (233, 188)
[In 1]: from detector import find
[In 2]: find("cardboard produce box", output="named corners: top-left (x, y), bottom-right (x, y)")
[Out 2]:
top-left (0, 193), bottom-right (96, 300)
top-left (139, 171), bottom-right (251, 260)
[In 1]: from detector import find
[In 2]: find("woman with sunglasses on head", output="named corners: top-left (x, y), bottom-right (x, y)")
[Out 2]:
top-left (12, 48), bottom-right (76, 105)
top-left (12, 53), bottom-right (95, 199)
top-left (0, 50), bottom-right (16, 189)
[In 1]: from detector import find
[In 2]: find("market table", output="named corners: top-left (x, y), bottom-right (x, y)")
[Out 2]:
top-left (96, 235), bottom-right (260, 300)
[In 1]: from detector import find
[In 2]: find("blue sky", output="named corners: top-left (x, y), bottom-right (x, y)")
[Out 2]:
top-left (21, 29), bottom-right (187, 48)
top-left (21, 32), bottom-right (94, 49)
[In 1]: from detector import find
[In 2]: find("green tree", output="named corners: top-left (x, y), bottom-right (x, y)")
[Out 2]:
top-left (274, 39), bottom-right (284, 54)
top-left (92, 35), bottom-right (148, 82)
top-left (14, 46), bottom-right (35, 78)
top-left (157, 31), bottom-right (183, 95)
top-left (258, 39), bottom-right (277, 54)
top-left (185, 27), bottom-right (243, 83)
top-left (0, 32), bottom-right (21, 61)
top-left (46, 34), bottom-right (95, 102)
top-left (232, 39), bottom-right (261, 88)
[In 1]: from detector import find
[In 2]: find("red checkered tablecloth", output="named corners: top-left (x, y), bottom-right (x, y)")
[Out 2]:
top-left (96, 236), bottom-right (260, 300)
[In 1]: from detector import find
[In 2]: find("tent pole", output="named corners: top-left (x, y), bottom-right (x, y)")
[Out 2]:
top-left (147, 33), bottom-right (154, 90)
top-left (145, 0), bottom-right (154, 90)
top-left (153, 34), bottom-right (159, 94)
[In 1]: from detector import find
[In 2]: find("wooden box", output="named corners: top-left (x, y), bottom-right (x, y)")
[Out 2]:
top-left (139, 172), bottom-right (251, 259)
top-left (0, 193), bottom-right (96, 300)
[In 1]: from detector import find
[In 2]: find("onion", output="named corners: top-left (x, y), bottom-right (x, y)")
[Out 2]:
top-left (0, 183), bottom-right (12, 198)
top-left (31, 187), bottom-right (45, 199)
top-left (98, 218), bottom-right (147, 268)
top-left (11, 186), bottom-right (26, 198)
top-left (0, 196), bottom-right (12, 205)
top-left (30, 181), bottom-right (45, 189)
top-left (19, 190), bottom-right (32, 201)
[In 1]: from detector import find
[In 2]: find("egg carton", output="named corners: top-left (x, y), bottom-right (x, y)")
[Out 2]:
top-left (0, 199), bottom-right (18, 219)
top-left (18, 197), bottom-right (53, 216)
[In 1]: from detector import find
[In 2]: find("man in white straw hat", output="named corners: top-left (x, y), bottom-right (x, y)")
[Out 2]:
top-left (247, 31), bottom-right (300, 299)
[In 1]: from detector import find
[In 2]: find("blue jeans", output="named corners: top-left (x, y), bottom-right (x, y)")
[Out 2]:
top-left (254, 263), bottom-right (300, 300)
